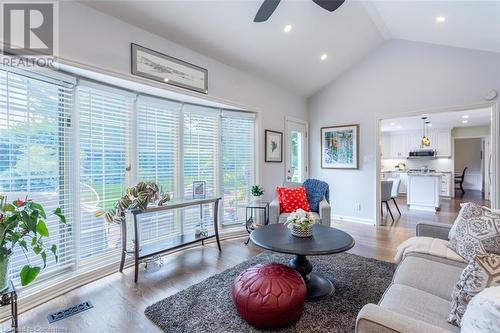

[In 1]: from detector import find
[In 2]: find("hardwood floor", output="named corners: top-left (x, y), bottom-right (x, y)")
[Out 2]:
top-left (0, 191), bottom-right (488, 332)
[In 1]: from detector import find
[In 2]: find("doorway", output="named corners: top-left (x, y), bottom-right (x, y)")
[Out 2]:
top-left (285, 118), bottom-right (308, 183)
top-left (376, 105), bottom-right (495, 226)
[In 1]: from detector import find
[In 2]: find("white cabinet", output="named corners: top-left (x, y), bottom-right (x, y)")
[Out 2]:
top-left (440, 172), bottom-right (451, 197)
top-left (399, 173), bottom-right (408, 194)
top-left (389, 133), bottom-right (409, 158)
top-left (435, 130), bottom-right (451, 157)
top-left (380, 134), bottom-right (391, 159)
top-left (381, 129), bottom-right (451, 159)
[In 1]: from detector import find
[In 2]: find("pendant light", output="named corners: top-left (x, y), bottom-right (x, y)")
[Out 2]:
top-left (421, 117), bottom-right (430, 147)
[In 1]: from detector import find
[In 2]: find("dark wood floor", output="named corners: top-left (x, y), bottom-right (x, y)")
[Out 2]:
top-left (0, 191), bottom-right (488, 332)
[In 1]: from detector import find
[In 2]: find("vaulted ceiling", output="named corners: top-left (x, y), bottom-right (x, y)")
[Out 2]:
top-left (81, 1), bottom-right (500, 97)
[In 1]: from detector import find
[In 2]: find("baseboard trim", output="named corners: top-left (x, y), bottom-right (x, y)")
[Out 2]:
top-left (331, 214), bottom-right (375, 225)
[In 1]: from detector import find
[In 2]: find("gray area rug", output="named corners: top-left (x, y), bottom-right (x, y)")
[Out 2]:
top-left (145, 251), bottom-right (395, 333)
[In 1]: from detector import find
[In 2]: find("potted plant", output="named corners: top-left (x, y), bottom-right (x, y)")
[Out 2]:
top-left (285, 209), bottom-right (318, 238)
top-left (250, 185), bottom-right (264, 202)
top-left (0, 195), bottom-right (66, 290)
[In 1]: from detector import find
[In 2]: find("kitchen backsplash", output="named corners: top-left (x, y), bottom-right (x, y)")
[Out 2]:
top-left (381, 158), bottom-right (454, 172)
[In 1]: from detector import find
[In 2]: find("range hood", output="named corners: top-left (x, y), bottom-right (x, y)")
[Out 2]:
top-left (408, 149), bottom-right (437, 159)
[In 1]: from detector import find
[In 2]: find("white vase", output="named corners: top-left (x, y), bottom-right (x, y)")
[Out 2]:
top-left (291, 224), bottom-right (313, 238)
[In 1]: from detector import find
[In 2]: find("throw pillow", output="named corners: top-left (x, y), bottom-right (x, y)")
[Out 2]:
top-left (302, 179), bottom-right (329, 213)
top-left (276, 187), bottom-right (310, 214)
top-left (448, 253), bottom-right (500, 327)
top-left (461, 286), bottom-right (500, 333)
top-left (448, 202), bottom-right (500, 261)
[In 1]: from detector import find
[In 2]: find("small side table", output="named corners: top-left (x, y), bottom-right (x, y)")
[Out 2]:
top-left (0, 281), bottom-right (18, 332)
top-left (244, 201), bottom-right (269, 245)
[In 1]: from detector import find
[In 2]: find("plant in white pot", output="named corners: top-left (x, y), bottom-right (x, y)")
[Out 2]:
top-left (0, 195), bottom-right (66, 290)
top-left (250, 185), bottom-right (264, 202)
top-left (285, 209), bottom-right (318, 237)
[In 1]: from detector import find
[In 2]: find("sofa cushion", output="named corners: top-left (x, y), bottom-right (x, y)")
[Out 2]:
top-left (461, 286), bottom-right (500, 333)
top-left (394, 236), bottom-right (466, 265)
top-left (448, 253), bottom-right (500, 327)
top-left (276, 186), bottom-right (310, 213)
top-left (379, 284), bottom-right (459, 332)
top-left (448, 202), bottom-right (500, 261)
top-left (393, 254), bottom-right (465, 301)
top-left (278, 212), bottom-right (320, 224)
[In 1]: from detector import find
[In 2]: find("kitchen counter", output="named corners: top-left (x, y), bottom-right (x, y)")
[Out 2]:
top-left (407, 174), bottom-right (441, 211)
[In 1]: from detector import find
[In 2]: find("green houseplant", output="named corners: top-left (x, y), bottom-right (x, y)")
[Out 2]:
top-left (251, 185), bottom-right (264, 200)
top-left (97, 181), bottom-right (170, 224)
top-left (0, 195), bottom-right (66, 290)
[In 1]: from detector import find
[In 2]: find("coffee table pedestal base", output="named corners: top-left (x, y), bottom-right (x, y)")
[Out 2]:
top-left (289, 255), bottom-right (334, 302)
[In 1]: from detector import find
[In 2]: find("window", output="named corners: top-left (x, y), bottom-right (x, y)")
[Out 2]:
top-left (0, 69), bottom-right (73, 282)
top-left (1, 65), bottom-right (257, 291)
top-left (78, 83), bottom-right (134, 263)
top-left (221, 111), bottom-right (255, 224)
top-left (136, 97), bottom-right (182, 242)
top-left (182, 105), bottom-right (220, 234)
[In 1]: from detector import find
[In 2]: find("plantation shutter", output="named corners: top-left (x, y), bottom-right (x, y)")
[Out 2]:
top-left (136, 96), bottom-right (182, 242)
top-left (77, 82), bottom-right (134, 264)
top-left (0, 69), bottom-right (74, 284)
top-left (221, 111), bottom-right (255, 224)
top-left (182, 104), bottom-right (220, 234)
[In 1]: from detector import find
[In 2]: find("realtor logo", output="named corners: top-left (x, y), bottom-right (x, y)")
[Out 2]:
top-left (2, 2), bottom-right (55, 56)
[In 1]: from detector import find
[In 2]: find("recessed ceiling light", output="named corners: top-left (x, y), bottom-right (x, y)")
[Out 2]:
top-left (462, 115), bottom-right (469, 119)
top-left (427, 123), bottom-right (432, 127)
top-left (435, 16), bottom-right (446, 23)
top-left (283, 24), bottom-right (292, 33)
top-left (462, 120), bottom-right (468, 124)
top-left (164, 78), bottom-right (170, 82)
top-left (421, 113), bottom-right (429, 117)
top-left (320, 54), bottom-right (328, 61)
top-left (390, 122), bottom-right (396, 126)
top-left (397, 126), bottom-right (402, 129)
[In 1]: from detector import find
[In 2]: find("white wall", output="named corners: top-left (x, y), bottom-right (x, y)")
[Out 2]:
top-left (454, 138), bottom-right (483, 190)
top-left (58, 1), bottom-right (307, 201)
top-left (308, 40), bottom-right (500, 223)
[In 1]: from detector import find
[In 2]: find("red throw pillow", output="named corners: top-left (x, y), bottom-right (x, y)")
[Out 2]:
top-left (276, 187), bottom-right (310, 214)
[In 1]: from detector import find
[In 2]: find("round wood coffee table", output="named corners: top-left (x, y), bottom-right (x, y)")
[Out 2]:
top-left (250, 224), bottom-right (355, 301)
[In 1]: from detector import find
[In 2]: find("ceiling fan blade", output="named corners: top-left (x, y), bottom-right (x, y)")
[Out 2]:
top-left (312, 0), bottom-right (345, 12)
top-left (254, 0), bottom-right (281, 22)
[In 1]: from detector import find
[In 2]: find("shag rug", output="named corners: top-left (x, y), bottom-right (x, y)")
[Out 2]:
top-left (145, 251), bottom-right (395, 333)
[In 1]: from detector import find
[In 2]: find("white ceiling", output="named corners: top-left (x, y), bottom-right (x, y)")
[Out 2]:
top-left (368, 0), bottom-right (500, 53)
top-left (380, 107), bottom-right (492, 132)
top-left (80, 0), bottom-right (500, 97)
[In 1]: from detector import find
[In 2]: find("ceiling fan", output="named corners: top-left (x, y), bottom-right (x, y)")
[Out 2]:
top-left (254, 0), bottom-right (345, 22)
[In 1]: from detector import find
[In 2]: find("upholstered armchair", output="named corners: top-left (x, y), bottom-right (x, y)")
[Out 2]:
top-left (269, 180), bottom-right (331, 226)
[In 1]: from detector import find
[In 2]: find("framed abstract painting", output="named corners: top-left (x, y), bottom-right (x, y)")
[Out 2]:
top-left (321, 124), bottom-right (359, 169)
top-left (265, 130), bottom-right (283, 163)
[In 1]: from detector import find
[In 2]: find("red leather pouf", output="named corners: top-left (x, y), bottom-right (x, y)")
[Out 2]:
top-left (231, 263), bottom-right (307, 328)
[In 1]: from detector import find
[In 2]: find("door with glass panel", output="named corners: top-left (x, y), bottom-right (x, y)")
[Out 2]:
top-left (285, 119), bottom-right (308, 183)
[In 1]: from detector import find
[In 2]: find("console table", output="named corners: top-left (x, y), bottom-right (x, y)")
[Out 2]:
top-left (119, 197), bottom-right (222, 282)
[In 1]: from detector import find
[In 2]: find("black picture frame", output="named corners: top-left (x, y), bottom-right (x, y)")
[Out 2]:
top-left (265, 130), bottom-right (283, 163)
top-left (131, 43), bottom-right (208, 94)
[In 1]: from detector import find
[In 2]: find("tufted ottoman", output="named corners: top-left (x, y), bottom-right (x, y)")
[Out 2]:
top-left (231, 263), bottom-right (307, 328)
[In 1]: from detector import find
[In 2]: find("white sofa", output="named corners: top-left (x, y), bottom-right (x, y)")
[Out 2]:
top-left (356, 222), bottom-right (466, 333)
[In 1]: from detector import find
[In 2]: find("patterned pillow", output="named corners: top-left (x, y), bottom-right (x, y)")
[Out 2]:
top-left (448, 202), bottom-right (500, 261)
top-left (448, 253), bottom-right (500, 326)
top-left (276, 187), bottom-right (310, 214)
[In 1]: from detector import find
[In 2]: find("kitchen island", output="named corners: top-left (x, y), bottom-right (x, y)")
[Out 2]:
top-left (407, 173), bottom-right (443, 211)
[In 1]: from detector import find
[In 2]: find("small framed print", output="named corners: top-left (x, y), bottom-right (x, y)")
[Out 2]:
top-left (193, 181), bottom-right (207, 199)
top-left (265, 130), bottom-right (283, 163)
top-left (321, 124), bottom-right (359, 169)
